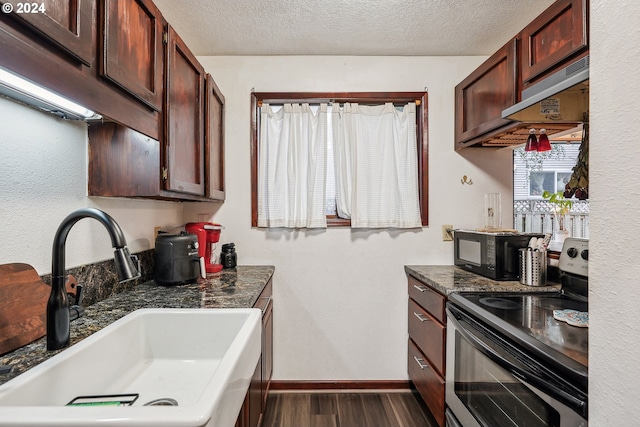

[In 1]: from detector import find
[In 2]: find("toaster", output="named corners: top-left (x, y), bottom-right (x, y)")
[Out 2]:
top-left (153, 232), bottom-right (202, 285)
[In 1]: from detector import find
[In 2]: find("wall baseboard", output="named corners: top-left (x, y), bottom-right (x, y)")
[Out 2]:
top-left (269, 380), bottom-right (411, 391)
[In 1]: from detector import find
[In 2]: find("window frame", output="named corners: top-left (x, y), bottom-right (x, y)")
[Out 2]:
top-left (528, 170), bottom-right (573, 197)
top-left (250, 91), bottom-right (429, 227)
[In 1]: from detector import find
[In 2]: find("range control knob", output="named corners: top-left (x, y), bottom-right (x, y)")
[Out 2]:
top-left (566, 247), bottom-right (579, 258)
top-left (581, 249), bottom-right (589, 260)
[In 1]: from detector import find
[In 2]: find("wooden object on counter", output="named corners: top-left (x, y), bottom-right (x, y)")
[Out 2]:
top-left (407, 274), bottom-right (447, 427)
top-left (0, 263), bottom-right (49, 355)
top-left (0, 263), bottom-right (79, 355)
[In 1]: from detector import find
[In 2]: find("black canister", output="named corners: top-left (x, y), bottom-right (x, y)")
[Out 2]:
top-left (220, 243), bottom-right (237, 269)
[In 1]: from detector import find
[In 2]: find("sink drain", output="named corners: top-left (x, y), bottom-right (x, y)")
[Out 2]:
top-left (143, 398), bottom-right (178, 406)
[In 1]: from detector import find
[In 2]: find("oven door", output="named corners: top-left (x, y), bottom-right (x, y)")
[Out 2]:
top-left (445, 304), bottom-right (587, 427)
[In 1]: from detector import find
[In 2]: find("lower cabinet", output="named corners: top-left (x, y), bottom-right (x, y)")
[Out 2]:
top-left (407, 275), bottom-right (447, 427)
top-left (236, 279), bottom-right (273, 427)
top-left (408, 340), bottom-right (445, 425)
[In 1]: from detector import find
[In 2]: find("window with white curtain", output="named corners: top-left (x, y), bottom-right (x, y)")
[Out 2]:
top-left (251, 92), bottom-right (429, 229)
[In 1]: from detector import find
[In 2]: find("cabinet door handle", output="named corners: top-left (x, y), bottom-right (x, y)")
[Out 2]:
top-left (413, 284), bottom-right (428, 292)
top-left (260, 296), bottom-right (272, 314)
top-left (413, 356), bottom-right (429, 370)
top-left (413, 312), bottom-right (429, 322)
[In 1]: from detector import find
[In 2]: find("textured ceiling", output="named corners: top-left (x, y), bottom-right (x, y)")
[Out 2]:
top-left (153, 0), bottom-right (555, 56)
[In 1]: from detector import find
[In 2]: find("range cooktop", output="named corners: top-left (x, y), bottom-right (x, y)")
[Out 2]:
top-left (450, 292), bottom-right (588, 367)
top-left (448, 238), bottom-right (589, 388)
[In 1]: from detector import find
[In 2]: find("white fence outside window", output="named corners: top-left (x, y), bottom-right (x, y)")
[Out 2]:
top-left (513, 199), bottom-right (589, 238)
top-left (513, 143), bottom-right (588, 238)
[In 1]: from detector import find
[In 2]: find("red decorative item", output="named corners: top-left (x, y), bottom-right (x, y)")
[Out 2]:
top-left (537, 129), bottom-right (552, 152)
top-left (525, 129), bottom-right (538, 151)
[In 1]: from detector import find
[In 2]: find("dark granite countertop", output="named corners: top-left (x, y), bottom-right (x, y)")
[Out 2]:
top-left (0, 265), bottom-right (274, 386)
top-left (405, 265), bottom-right (561, 296)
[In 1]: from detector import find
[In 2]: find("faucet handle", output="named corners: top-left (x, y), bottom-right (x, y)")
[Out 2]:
top-left (74, 284), bottom-right (84, 307)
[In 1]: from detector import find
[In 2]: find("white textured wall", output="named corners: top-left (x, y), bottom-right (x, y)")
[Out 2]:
top-left (0, 96), bottom-right (183, 275)
top-left (589, 0), bottom-right (640, 424)
top-left (0, 6), bottom-right (633, 420)
top-left (186, 56), bottom-right (515, 380)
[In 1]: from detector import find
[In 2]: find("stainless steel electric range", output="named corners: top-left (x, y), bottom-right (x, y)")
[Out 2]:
top-left (445, 237), bottom-right (589, 427)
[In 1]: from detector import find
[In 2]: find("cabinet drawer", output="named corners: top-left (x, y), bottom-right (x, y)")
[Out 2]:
top-left (408, 339), bottom-right (445, 427)
top-left (408, 275), bottom-right (446, 323)
top-left (408, 299), bottom-right (445, 376)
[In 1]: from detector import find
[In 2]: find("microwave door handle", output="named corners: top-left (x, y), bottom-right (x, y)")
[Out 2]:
top-left (504, 241), bottom-right (516, 273)
top-left (446, 307), bottom-right (587, 417)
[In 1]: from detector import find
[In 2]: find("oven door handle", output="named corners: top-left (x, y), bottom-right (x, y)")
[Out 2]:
top-left (447, 306), bottom-right (588, 418)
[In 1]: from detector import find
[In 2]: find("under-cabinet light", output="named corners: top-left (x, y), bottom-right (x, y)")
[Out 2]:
top-left (0, 67), bottom-right (101, 120)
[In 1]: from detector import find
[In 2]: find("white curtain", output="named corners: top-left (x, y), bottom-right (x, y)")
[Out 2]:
top-left (258, 103), bottom-right (328, 228)
top-left (332, 102), bottom-right (422, 228)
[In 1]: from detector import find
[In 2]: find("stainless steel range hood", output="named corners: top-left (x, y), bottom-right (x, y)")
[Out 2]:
top-left (502, 55), bottom-right (589, 123)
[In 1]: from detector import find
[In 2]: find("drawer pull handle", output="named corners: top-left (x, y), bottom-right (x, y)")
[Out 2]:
top-left (413, 356), bottom-right (429, 370)
top-left (259, 296), bottom-right (272, 313)
top-left (413, 284), bottom-right (428, 292)
top-left (413, 312), bottom-right (429, 322)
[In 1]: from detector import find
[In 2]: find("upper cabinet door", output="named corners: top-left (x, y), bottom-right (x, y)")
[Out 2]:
top-left (454, 39), bottom-right (517, 148)
top-left (100, 0), bottom-right (164, 111)
top-left (0, 0), bottom-right (93, 65)
top-left (205, 74), bottom-right (226, 201)
top-left (164, 25), bottom-right (205, 196)
top-left (521, 0), bottom-right (588, 84)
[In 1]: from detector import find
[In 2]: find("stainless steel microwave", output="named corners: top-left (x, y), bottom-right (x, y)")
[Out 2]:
top-left (453, 230), bottom-right (543, 281)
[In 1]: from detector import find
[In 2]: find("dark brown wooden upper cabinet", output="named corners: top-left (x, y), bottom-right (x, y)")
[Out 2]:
top-left (454, 39), bottom-right (518, 149)
top-left (164, 24), bottom-right (205, 196)
top-left (100, 0), bottom-right (164, 111)
top-left (205, 74), bottom-right (226, 201)
top-left (0, 0), bottom-right (94, 65)
top-left (520, 0), bottom-right (588, 85)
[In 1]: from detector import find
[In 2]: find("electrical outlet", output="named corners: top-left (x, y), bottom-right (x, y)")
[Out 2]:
top-left (442, 224), bottom-right (453, 241)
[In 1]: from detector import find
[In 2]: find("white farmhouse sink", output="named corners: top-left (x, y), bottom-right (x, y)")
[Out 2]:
top-left (0, 308), bottom-right (262, 427)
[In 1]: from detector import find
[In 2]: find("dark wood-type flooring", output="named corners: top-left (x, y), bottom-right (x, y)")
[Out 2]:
top-left (262, 391), bottom-right (439, 427)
